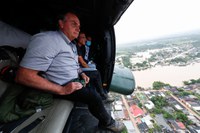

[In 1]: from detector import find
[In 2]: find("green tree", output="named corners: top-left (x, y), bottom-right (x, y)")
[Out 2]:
top-left (151, 96), bottom-right (168, 108)
top-left (163, 111), bottom-right (174, 119)
top-left (153, 123), bottom-right (162, 132)
top-left (183, 78), bottom-right (200, 85)
top-left (179, 91), bottom-right (190, 96)
top-left (165, 91), bottom-right (171, 96)
top-left (190, 79), bottom-right (196, 84)
top-left (150, 113), bottom-right (155, 118)
top-left (121, 127), bottom-right (128, 133)
top-left (122, 55), bottom-right (132, 68)
top-left (148, 128), bottom-right (154, 133)
top-left (138, 102), bottom-right (143, 108)
top-left (174, 111), bottom-right (188, 122)
top-left (196, 78), bottom-right (200, 83)
top-left (152, 108), bottom-right (163, 114)
top-left (152, 81), bottom-right (170, 90)
top-left (183, 81), bottom-right (190, 85)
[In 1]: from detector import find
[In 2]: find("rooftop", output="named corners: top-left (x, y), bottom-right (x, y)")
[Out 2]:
top-left (130, 105), bottom-right (144, 118)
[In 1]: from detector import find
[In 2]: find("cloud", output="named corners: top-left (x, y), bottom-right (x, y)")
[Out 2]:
top-left (115, 0), bottom-right (200, 45)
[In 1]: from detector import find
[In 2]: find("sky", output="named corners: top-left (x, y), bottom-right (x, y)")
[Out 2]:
top-left (114, 0), bottom-right (200, 45)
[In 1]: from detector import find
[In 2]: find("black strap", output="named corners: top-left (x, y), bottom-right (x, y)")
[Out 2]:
top-left (0, 116), bottom-right (29, 133)
top-left (11, 109), bottom-right (47, 133)
top-left (18, 116), bottom-right (45, 133)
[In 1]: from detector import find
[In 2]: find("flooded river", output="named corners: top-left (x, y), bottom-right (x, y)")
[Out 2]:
top-left (132, 63), bottom-right (200, 88)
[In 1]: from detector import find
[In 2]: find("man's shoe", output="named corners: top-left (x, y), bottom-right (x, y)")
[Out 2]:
top-left (102, 121), bottom-right (126, 132)
top-left (101, 93), bottom-right (115, 103)
top-left (103, 96), bottom-right (115, 103)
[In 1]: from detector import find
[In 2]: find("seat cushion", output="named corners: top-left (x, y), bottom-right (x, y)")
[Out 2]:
top-left (30, 99), bottom-right (74, 133)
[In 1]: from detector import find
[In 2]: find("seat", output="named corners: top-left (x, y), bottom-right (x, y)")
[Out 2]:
top-left (0, 80), bottom-right (74, 133)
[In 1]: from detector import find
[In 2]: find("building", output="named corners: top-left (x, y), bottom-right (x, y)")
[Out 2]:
top-left (144, 100), bottom-right (155, 110)
top-left (168, 120), bottom-right (186, 133)
top-left (138, 122), bottom-right (148, 133)
top-left (123, 120), bottom-right (135, 133)
top-left (141, 115), bottom-right (154, 128)
top-left (130, 105), bottom-right (144, 118)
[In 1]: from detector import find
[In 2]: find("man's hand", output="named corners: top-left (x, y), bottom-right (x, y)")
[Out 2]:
top-left (60, 82), bottom-right (83, 95)
top-left (80, 73), bottom-right (90, 85)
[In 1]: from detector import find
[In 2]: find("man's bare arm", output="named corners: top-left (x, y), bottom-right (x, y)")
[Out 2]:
top-left (15, 67), bottom-right (82, 95)
top-left (78, 56), bottom-right (89, 68)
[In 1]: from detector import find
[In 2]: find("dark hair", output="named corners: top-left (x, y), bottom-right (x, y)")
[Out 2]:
top-left (55, 9), bottom-right (79, 30)
top-left (57, 9), bottom-right (79, 21)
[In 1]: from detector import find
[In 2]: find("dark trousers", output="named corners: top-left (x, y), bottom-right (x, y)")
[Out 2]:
top-left (84, 70), bottom-right (107, 98)
top-left (56, 85), bottom-right (113, 126)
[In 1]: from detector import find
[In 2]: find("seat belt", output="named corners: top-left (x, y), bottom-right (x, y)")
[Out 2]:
top-left (11, 108), bottom-right (48, 133)
top-left (18, 116), bottom-right (45, 133)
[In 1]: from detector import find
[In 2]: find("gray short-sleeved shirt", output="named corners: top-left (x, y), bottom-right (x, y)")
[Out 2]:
top-left (20, 31), bottom-right (80, 85)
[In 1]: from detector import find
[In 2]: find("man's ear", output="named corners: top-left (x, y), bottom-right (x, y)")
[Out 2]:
top-left (58, 20), bottom-right (64, 28)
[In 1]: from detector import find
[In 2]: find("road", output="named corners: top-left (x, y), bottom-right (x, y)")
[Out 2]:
top-left (143, 89), bottom-right (200, 120)
top-left (121, 95), bottom-right (140, 133)
top-left (142, 89), bottom-right (200, 120)
top-left (170, 94), bottom-right (200, 120)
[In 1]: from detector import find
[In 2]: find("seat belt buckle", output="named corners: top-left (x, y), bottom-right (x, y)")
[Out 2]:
top-left (35, 106), bottom-right (42, 112)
